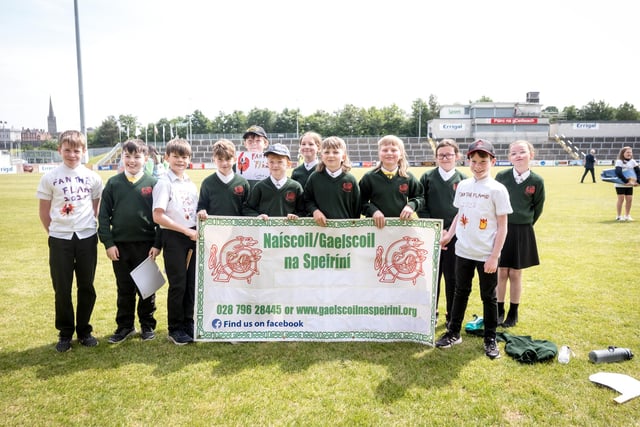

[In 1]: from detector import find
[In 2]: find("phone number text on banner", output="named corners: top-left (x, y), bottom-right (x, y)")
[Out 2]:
top-left (195, 217), bottom-right (441, 345)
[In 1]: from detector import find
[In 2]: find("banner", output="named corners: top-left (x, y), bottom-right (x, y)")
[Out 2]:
top-left (236, 152), bottom-right (269, 182)
top-left (195, 217), bottom-right (442, 345)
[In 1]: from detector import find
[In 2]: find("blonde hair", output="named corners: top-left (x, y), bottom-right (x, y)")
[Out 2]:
top-left (510, 140), bottom-right (535, 157)
top-left (317, 136), bottom-right (352, 173)
top-left (299, 131), bottom-right (322, 148)
top-left (212, 139), bottom-right (236, 160)
top-left (372, 135), bottom-right (410, 177)
top-left (58, 130), bottom-right (87, 150)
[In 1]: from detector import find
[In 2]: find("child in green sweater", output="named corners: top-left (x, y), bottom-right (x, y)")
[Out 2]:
top-left (197, 139), bottom-right (250, 218)
top-left (495, 140), bottom-right (545, 327)
top-left (291, 131), bottom-right (321, 189)
top-left (304, 136), bottom-right (361, 225)
top-left (418, 139), bottom-right (467, 326)
top-left (98, 139), bottom-right (162, 344)
top-left (244, 143), bottom-right (305, 219)
top-left (359, 135), bottom-right (424, 228)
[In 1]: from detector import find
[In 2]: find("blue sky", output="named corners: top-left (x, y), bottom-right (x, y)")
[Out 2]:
top-left (1, 0), bottom-right (637, 132)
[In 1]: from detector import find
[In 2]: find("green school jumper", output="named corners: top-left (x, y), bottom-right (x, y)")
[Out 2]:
top-left (417, 168), bottom-right (467, 229)
top-left (244, 177), bottom-right (305, 217)
top-left (303, 171), bottom-right (361, 219)
top-left (197, 173), bottom-right (251, 216)
top-left (291, 164), bottom-right (316, 189)
top-left (359, 169), bottom-right (424, 217)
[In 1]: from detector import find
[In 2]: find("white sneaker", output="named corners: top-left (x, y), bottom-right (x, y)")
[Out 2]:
top-left (625, 215), bottom-right (634, 221)
top-left (616, 216), bottom-right (625, 221)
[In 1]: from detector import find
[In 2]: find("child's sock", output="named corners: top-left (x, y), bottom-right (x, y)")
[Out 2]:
top-left (502, 303), bottom-right (519, 327)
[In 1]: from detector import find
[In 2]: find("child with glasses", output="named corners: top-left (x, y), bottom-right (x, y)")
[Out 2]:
top-left (417, 139), bottom-right (466, 327)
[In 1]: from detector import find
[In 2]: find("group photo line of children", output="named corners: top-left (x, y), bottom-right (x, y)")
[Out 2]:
top-left (37, 126), bottom-right (639, 358)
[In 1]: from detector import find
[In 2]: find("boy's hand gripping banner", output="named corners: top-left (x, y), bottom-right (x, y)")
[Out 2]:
top-left (195, 217), bottom-right (442, 345)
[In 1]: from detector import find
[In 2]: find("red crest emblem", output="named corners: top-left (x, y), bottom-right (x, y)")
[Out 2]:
top-left (285, 191), bottom-right (296, 203)
top-left (233, 185), bottom-right (245, 195)
top-left (342, 182), bottom-right (353, 192)
top-left (525, 185), bottom-right (536, 195)
top-left (398, 183), bottom-right (408, 194)
top-left (141, 186), bottom-right (153, 196)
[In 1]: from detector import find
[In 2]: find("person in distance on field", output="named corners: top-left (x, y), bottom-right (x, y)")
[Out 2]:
top-left (614, 146), bottom-right (640, 221)
top-left (580, 149), bottom-right (596, 183)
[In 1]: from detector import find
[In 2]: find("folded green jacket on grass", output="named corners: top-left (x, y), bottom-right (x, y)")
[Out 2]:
top-left (465, 329), bottom-right (558, 363)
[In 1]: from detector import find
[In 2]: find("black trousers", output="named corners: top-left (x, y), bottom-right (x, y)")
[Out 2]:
top-left (49, 234), bottom-right (97, 338)
top-left (436, 235), bottom-right (457, 321)
top-left (162, 229), bottom-right (196, 333)
top-left (448, 255), bottom-right (498, 340)
top-left (111, 241), bottom-right (157, 330)
top-left (581, 167), bottom-right (595, 183)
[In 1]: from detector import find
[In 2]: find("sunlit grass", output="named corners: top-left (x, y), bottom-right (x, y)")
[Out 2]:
top-left (0, 166), bottom-right (638, 426)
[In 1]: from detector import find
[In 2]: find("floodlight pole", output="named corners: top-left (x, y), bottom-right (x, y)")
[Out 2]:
top-left (74, 0), bottom-right (86, 135)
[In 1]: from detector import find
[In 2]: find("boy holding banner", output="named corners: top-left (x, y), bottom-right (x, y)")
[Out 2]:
top-left (152, 138), bottom-right (198, 345)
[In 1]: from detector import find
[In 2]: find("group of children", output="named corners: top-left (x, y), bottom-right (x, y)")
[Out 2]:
top-left (38, 127), bottom-right (546, 359)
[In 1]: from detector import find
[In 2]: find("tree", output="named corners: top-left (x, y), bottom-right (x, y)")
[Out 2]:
top-left (246, 108), bottom-right (276, 131)
top-left (615, 102), bottom-right (639, 120)
top-left (118, 114), bottom-right (137, 139)
top-left (273, 108), bottom-right (299, 135)
top-left (92, 116), bottom-right (119, 147)
top-left (562, 105), bottom-right (580, 121)
top-left (211, 110), bottom-right (247, 134)
top-left (580, 100), bottom-right (614, 121)
top-left (475, 95), bottom-right (493, 103)
top-left (189, 110), bottom-right (211, 134)
top-left (303, 110), bottom-right (333, 135)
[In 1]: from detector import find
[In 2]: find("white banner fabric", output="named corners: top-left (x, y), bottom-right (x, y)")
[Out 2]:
top-left (195, 217), bottom-right (442, 345)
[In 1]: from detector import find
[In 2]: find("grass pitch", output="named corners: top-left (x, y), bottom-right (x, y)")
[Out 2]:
top-left (0, 166), bottom-right (638, 426)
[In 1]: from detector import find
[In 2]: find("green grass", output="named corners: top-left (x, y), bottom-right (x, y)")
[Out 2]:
top-left (0, 166), bottom-right (638, 426)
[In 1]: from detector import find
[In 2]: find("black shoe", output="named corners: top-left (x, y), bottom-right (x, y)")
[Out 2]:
top-left (140, 326), bottom-right (156, 341)
top-left (78, 334), bottom-right (99, 347)
top-left (484, 338), bottom-right (501, 359)
top-left (435, 331), bottom-right (462, 348)
top-left (56, 336), bottom-right (72, 353)
top-left (168, 330), bottom-right (193, 346)
top-left (108, 327), bottom-right (136, 344)
top-left (502, 314), bottom-right (518, 328)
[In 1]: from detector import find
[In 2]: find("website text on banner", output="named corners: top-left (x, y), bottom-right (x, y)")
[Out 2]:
top-left (195, 217), bottom-right (442, 345)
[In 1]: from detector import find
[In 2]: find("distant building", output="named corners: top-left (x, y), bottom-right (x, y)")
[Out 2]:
top-left (21, 128), bottom-right (51, 146)
top-left (47, 96), bottom-right (58, 137)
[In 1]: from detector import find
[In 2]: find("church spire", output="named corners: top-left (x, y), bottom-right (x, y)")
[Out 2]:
top-left (47, 96), bottom-right (57, 137)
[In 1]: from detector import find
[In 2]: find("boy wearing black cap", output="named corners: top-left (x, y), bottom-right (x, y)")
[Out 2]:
top-left (436, 139), bottom-right (512, 359)
top-left (238, 125), bottom-right (270, 188)
top-left (244, 143), bottom-right (305, 219)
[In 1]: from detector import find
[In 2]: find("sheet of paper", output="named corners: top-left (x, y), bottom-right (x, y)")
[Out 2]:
top-left (130, 257), bottom-right (166, 299)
